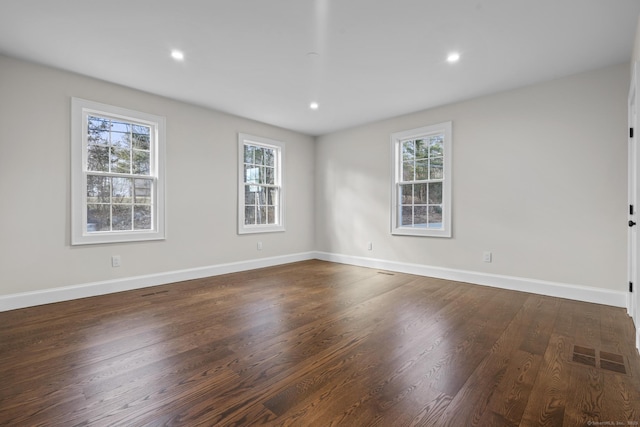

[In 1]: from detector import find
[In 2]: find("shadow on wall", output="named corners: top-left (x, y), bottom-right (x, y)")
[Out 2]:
top-left (320, 152), bottom-right (389, 256)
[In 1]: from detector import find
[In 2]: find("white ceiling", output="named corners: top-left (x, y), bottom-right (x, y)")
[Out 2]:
top-left (1, 1), bottom-right (639, 136)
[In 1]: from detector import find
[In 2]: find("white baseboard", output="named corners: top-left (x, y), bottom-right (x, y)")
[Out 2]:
top-left (0, 251), bottom-right (628, 312)
top-left (0, 252), bottom-right (316, 312)
top-left (314, 251), bottom-right (628, 308)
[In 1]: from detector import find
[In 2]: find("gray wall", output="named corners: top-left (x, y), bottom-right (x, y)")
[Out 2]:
top-left (315, 63), bottom-right (629, 291)
top-left (634, 15), bottom-right (640, 64)
top-left (0, 54), bottom-right (631, 298)
top-left (0, 55), bottom-right (315, 296)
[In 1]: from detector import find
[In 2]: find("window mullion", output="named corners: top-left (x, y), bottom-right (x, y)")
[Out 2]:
top-left (245, 184), bottom-right (280, 188)
top-left (87, 171), bottom-right (147, 180)
top-left (398, 180), bottom-right (438, 185)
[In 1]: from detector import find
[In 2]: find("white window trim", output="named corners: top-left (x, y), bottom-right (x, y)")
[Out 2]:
top-left (390, 121), bottom-right (452, 237)
top-left (238, 133), bottom-right (286, 234)
top-left (71, 98), bottom-right (166, 245)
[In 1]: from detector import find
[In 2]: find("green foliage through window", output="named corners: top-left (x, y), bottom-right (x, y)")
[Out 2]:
top-left (400, 135), bottom-right (445, 229)
top-left (243, 143), bottom-right (278, 226)
top-left (85, 115), bottom-right (153, 233)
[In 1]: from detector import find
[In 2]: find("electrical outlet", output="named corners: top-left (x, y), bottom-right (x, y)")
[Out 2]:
top-left (367, 242), bottom-right (373, 251)
top-left (483, 251), bottom-right (492, 263)
top-left (112, 255), bottom-right (121, 267)
top-left (257, 241), bottom-right (263, 251)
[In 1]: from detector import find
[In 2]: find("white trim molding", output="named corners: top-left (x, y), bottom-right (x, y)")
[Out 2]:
top-left (314, 252), bottom-right (627, 308)
top-left (0, 252), bottom-right (315, 312)
top-left (0, 251), bottom-right (627, 312)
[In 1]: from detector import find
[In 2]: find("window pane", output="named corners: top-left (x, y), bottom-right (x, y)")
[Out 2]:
top-left (264, 148), bottom-right (274, 166)
top-left (428, 182), bottom-right (442, 204)
top-left (429, 136), bottom-right (443, 157)
top-left (414, 183), bottom-right (427, 204)
top-left (111, 131), bottom-right (131, 149)
top-left (88, 127), bottom-right (109, 145)
top-left (133, 150), bottom-right (150, 175)
top-left (428, 206), bottom-right (443, 228)
top-left (265, 166), bottom-right (274, 185)
top-left (132, 124), bottom-right (148, 133)
top-left (245, 165), bottom-right (259, 184)
top-left (87, 175), bottom-right (110, 203)
top-left (88, 116), bottom-right (109, 131)
top-left (415, 159), bottom-right (428, 180)
top-left (132, 132), bottom-right (150, 150)
top-left (266, 206), bottom-right (275, 224)
top-left (87, 204), bottom-right (110, 232)
top-left (134, 205), bottom-right (151, 230)
top-left (112, 177), bottom-right (132, 203)
top-left (414, 206), bottom-right (427, 226)
top-left (402, 140), bottom-right (414, 161)
top-left (255, 147), bottom-right (264, 165)
top-left (245, 205), bottom-right (256, 225)
top-left (111, 147), bottom-right (131, 173)
top-left (401, 206), bottom-right (413, 226)
top-left (134, 179), bottom-right (152, 204)
top-left (112, 205), bottom-right (132, 230)
top-left (415, 139), bottom-right (429, 159)
top-left (430, 157), bottom-right (443, 180)
top-left (256, 186), bottom-right (268, 205)
top-left (87, 146), bottom-right (110, 171)
top-left (244, 145), bottom-right (255, 164)
top-left (401, 184), bottom-right (412, 204)
top-left (111, 121), bottom-right (131, 133)
top-left (258, 206), bottom-right (267, 224)
top-left (245, 186), bottom-right (256, 204)
top-left (402, 161), bottom-right (414, 181)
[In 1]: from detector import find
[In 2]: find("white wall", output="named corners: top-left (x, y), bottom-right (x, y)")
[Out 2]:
top-left (0, 55), bottom-right (315, 296)
top-left (315, 63), bottom-right (629, 291)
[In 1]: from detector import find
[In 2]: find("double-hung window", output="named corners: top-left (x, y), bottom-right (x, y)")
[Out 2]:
top-left (71, 98), bottom-right (166, 245)
top-left (391, 121), bottom-right (452, 237)
top-left (238, 133), bottom-right (285, 234)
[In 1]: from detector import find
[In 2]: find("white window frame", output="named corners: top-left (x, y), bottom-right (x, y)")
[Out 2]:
top-left (391, 121), bottom-right (452, 237)
top-left (71, 98), bottom-right (166, 245)
top-left (238, 133), bottom-right (285, 234)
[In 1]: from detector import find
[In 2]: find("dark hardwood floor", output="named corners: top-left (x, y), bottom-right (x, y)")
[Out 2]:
top-left (1, 260), bottom-right (639, 426)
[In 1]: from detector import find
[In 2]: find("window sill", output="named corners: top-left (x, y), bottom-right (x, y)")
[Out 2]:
top-left (391, 227), bottom-right (451, 238)
top-left (238, 225), bottom-right (286, 235)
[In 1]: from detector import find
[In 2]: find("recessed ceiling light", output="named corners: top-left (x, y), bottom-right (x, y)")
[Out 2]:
top-left (310, 102), bottom-right (319, 110)
top-left (447, 52), bottom-right (460, 63)
top-left (171, 50), bottom-right (184, 61)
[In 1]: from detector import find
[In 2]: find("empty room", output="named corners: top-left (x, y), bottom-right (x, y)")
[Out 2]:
top-left (2, 1), bottom-right (640, 425)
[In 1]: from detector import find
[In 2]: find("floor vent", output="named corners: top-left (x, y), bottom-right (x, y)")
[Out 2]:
top-left (377, 272), bottom-right (395, 276)
top-left (571, 345), bottom-right (628, 375)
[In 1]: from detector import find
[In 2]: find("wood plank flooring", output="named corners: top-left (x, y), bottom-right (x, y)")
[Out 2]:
top-left (0, 260), bottom-right (639, 426)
